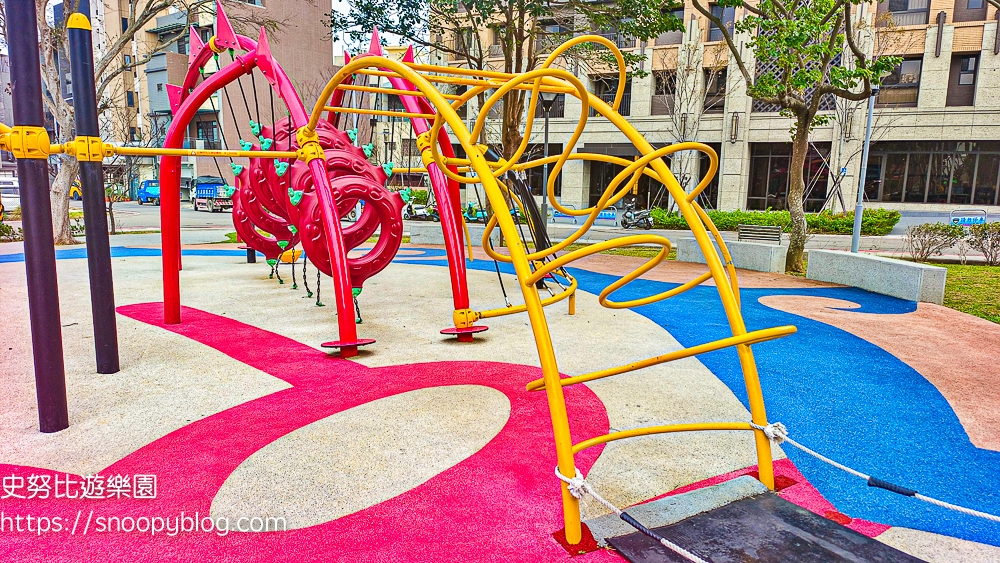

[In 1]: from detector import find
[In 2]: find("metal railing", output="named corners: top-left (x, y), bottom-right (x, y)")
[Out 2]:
top-left (590, 91), bottom-right (631, 116)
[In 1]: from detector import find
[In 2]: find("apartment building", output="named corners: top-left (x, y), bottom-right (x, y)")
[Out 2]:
top-left (0, 55), bottom-right (15, 177)
top-left (378, 1), bottom-right (1000, 214)
top-left (143, 1), bottom-right (333, 199)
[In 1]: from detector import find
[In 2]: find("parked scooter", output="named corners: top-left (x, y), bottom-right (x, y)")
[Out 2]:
top-left (404, 200), bottom-right (440, 221)
top-left (620, 199), bottom-right (653, 230)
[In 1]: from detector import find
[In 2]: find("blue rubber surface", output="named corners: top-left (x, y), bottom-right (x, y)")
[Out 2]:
top-left (394, 250), bottom-right (1000, 546)
top-left (5, 246), bottom-right (998, 544)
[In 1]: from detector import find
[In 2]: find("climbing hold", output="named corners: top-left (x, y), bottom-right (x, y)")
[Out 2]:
top-left (260, 138), bottom-right (273, 150)
top-left (266, 259), bottom-right (277, 266)
top-left (289, 225), bottom-right (298, 234)
top-left (289, 190), bottom-right (304, 206)
top-left (362, 143), bottom-right (374, 158)
top-left (224, 185), bottom-right (236, 198)
top-left (347, 129), bottom-right (358, 143)
top-left (250, 120), bottom-right (261, 136)
top-left (277, 240), bottom-right (289, 250)
top-left (230, 163), bottom-right (244, 175)
top-left (275, 161), bottom-right (289, 176)
top-left (239, 139), bottom-right (253, 151)
top-left (382, 162), bottom-right (394, 177)
top-left (352, 287), bottom-right (363, 297)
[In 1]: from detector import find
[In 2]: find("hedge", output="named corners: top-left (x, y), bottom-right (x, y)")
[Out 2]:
top-left (649, 208), bottom-right (901, 236)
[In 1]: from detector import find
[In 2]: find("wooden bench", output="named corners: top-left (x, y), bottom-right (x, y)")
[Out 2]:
top-left (737, 224), bottom-right (782, 245)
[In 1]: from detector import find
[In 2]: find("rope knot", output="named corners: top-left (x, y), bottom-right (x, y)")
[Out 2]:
top-left (757, 421), bottom-right (788, 444)
top-left (554, 466), bottom-right (588, 500)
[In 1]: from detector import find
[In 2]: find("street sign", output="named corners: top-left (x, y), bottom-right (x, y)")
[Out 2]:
top-left (950, 209), bottom-right (988, 227)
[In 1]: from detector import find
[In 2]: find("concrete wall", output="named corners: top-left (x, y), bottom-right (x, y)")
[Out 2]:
top-left (676, 238), bottom-right (787, 273)
top-left (806, 250), bottom-right (947, 304)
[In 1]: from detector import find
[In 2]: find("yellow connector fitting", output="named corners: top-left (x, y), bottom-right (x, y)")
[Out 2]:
top-left (64, 136), bottom-right (107, 162)
top-left (452, 308), bottom-right (480, 328)
top-left (208, 36), bottom-right (225, 54)
top-left (7, 126), bottom-right (50, 159)
top-left (295, 127), bottom-right (325, 162)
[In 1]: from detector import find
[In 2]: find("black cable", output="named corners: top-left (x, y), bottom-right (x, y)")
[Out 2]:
top-left (250, 69), bottom-right (261, 127)
top-left (222, 82), bottom-right (245, 141)
top-left (206, 87), bottom-right (235, 164)
top-left (290, 245), bottom-right (297, 289)
top-left (315, 271), bottom-right (323, 306)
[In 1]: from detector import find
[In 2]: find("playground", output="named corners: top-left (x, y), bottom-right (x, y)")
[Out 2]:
top-left (1, 1), bottom-right (999, 560)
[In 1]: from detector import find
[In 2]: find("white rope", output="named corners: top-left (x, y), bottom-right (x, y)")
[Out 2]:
top-left (752, 422), bottom-right (1000, 524)
top-left (555, 467), bottom-right (711, 563)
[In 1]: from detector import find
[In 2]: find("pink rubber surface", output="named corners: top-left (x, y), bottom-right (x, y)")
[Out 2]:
top-left (0, 303), bottom-right (614, 562)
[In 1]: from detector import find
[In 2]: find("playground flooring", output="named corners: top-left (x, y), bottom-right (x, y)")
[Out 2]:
top-left (0, 242), bottom-right (998, 562)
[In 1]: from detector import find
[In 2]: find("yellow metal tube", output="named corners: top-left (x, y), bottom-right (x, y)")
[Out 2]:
top-left (572, 423), bottom-right (756, 454)
top-left (477, 274), bottom-right (578, 320)
top-left (525, 326), bottom-right (797, 392)
top-left (324, 106), bottom-right (437, 120)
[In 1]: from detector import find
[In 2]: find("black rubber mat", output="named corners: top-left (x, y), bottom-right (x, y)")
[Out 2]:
top-left (606, 492), bottom-right (926, 563)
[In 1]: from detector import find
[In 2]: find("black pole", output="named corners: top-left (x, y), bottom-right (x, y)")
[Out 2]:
top-left (68, 13), bottom-right (120, 374)
top-left (6, 0), bottom-right (70, 432)
top-left (247, 248), bottom-right (256, 263)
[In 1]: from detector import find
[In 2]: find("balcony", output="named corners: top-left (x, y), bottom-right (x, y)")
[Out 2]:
top-left (877, 86), bottom-right (919, 107)
top-left (596, 30), bottom-right (635, 50)
top-left (590, 90), bottom-right (631, 116)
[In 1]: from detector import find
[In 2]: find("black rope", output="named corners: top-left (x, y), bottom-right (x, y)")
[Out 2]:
top-left (275, 259), bottom-right (283, 284)
top-left (250, 68), bottom-right (261, 126)
top-left (222, 81), bottom-right (245, 141)
top-left (231, 53), bottom-right (253, 131)
top-left (206, 86), bottom-right (235, 164)
top-left (269, 80), bottom-right (276, 137)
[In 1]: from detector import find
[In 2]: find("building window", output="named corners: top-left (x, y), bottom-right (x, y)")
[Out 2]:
top-left (534, 93), bottom-right (565, 118)
top-left (864, 141), bottom-right (1000, 205)
top-left (126, 91), bottom-right (135, 107)
top-left (129, 127), bottom-right (139, 142)
top-left (589, 160), bottom-right (669, 208)
top-left (123, 54), bottom-right (131, 65)
top-left (196, 120), bottom-right (219, 149)
top-left (156, 83), bottom-right (163, 92)
top-left (651, 70), bottom-right (676, 115)
top-left (177, 35), bottom-right (188, 55)
top-left (121, 17), bottom-right (129, 33)
top-left (878, 0), bottom-right (930, 26)
top-left (655, 8), bottom-right (685, 45)
top-left (708, 4), bottom-right (735, 42)
top-left (596, 24), bottom-right (635, 49)
top-left (747, 143), bottom-right (831, 211)
top-left (200, 28), bottom-right (212, 43)
top-left (877, 58), bottom-right (921, 107)
top-left (697, 143), bottom-right (722, 208)
top-left (524, 143), bottom-right (563, 197)
top-left (590, 76), bottom-right (631, 117)
top-left (947, 54), bottom-right (978, 106)
top-left (704, 69), bottom-right (727, 113)
top-left (536, 21), bottom-right (570, 52)
top-left (954, 0), bottom-right (987, 22)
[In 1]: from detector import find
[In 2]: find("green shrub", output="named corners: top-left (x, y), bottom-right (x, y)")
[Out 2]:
top-left (0, 222), bottom-right (23, 242)
top-left (411, 189), bottom-right (429, 206)
top-left (967, 222), bottom-right (1000, 266)
top-left (649, 208), bottom-right (900, 236)
top-left (903, 222), bottom-right (965, 262)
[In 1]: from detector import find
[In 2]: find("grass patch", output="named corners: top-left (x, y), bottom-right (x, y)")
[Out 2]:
top-left (224, 232), bottom-right (239, 243)
top-left (941, 264), bottom-right (1000, 324)
top-left (564, 242), bottom-right (676, 260)
top-left (110, 230), bottom-right (161, 236)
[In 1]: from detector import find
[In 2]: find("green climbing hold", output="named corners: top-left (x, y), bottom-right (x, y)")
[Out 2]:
top-left (250, 120), bottom-right (261, 136)
top-left (352, 287), bottom-right (362, 297)
top-left (289, 190), bottom-right (304, 206)
top-left (260, 138), bottom-right (273, 150)
top-left (225, 185), bottom-right (236, 198)
top-left (382, 162), bottom-right (394, 177)
top-left (266, 259), bottom-right (277, 266)
top-left (277, 240), bottom-right (289, 250)
top-left (289, 225), bottom-right (298, 234)
top-left (275, 161), bottom-right (290, 176)
top-left (362, 143), bottom-right (374, 158)
top-left (239, 139), bottom-right (253, 151)
top-left (316, 301), bottom-right (325, 307)
top-left (228, 48), bottom-right (235, 58)
top-left (347, 129), bottom-right (358, 143)
top-left (230, 163), bottom-right (244, 175)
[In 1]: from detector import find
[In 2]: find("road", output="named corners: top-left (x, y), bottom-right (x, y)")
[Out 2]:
top-left (71, 200), bottom-right (234, 230)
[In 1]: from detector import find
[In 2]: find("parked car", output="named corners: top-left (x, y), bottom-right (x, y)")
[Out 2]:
top-left (191, 176), bottom-right (233, 212)
top-left (0, 178), bottom-right (20, 217)
top-left (70, 180), bottom-right (82, 200)
top-left (136, 180), bottom-right (161, 205)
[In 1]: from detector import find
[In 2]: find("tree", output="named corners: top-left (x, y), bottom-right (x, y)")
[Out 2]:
top-left (329, 0), bottom-right (683, 161)
top-left (653, 36), bottom-right (733, 209)
top-left (691, 0), bottom-right (900, 272)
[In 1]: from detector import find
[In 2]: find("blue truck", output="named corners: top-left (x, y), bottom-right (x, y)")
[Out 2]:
top-left (191, 176), bottom-right (234, 213)
top-left (136, 180), bottom-right (160, 205)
